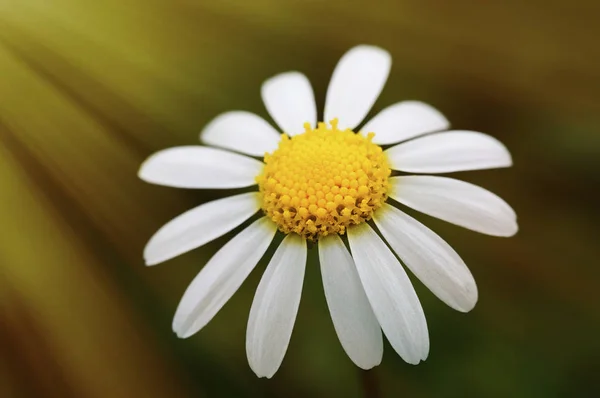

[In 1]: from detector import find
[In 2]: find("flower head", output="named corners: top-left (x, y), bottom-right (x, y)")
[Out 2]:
top-left (139, 45), bottom-right (518, 378)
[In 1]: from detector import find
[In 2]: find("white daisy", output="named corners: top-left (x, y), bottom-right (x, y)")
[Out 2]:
top-left (139, 45), bottom-right (518, 378)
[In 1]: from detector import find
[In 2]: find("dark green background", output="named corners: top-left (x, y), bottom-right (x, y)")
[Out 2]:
top-left (1, 1), bottom-right (599, 397)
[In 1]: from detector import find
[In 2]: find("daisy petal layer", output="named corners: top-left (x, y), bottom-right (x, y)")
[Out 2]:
top-left (348, 223), bottom-right (429, 364)
top-left (144, 192), bottom-right (261, 266)
top-left (139, 146), bottom-right (264, 189)
top-left (385, 131), bottom-right (512, 173)
top-left (361, 101), bottom-right (449, 145)
top-left (390, 176), bottom-right (518, 236)
top-left (319, 235), bottom-right (383, 369)
top-left (172, 217), bottom-right (276, 338)
top-left (247, 234), bottom-right (307, 378)
top-left (374, 204), bottom-right (478, 312)
top-left (200, 111), bottom-right (281, 157)
top-left (324, 45), bottom-right (391, 130)
top-left (261, 72), bottom-right (317, 136)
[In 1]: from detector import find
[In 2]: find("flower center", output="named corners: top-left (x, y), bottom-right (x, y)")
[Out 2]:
top-left (256, 119), bottom-right (391, 240)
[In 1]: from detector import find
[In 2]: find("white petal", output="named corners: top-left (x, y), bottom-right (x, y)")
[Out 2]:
top-left (348, 223), bottom-right (429, 364)
top-left (324, 45), bottom-right (391, 130)
top-left (139, 146), bottom-right (263, 189)
top-left (144, 193), bottom-right (261, 266)
top-left (374, 204), bottom-right (478, 312)
top-left (261, 72), bottom-right (316, 136)
top-left (319, 235), bottom-right (383, 369)
top-left (247, 234), bottom-right (307, 378)
top-left (200, 111), bottom-right (281, 157)
top-left (361, 101), bottom-right (449, 145)
top-left (385, 131), bottom-right (512, 173)
top-left (172, 217), bottom-right (276, 338)
top-left (390, 176), bottom-right (518, 236)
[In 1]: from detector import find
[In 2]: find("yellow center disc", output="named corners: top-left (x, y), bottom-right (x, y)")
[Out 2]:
top-left (257, 119), bottom-right (391, 240)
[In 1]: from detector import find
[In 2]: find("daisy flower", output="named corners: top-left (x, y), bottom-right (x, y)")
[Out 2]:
top-left (139, 45), bottom-right (518, 378)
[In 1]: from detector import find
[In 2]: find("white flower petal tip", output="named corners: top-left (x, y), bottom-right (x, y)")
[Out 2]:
top-left (200, 111), bottom-right (281, 157)
top-left (261, 71), bottom-right (317, 136)
top-left (319, 235), bottom-right (383, 369)
top-left (325, 45), bottom-right (392, 130)
top-left (375, 204), bottom-right (478, 313)
top-left (385, 131), bottom-right (512, 173)
top-left (247, 234), bottom-right (307, 378)
top-left (361, 101), bottom-right (450, 145)
top-left (172, 217), bottom-right (276, 339)
top-left (144, 193), bottom-right (260, 266)
top-left (139, 146), bottom-right (264, 189)
top-left (390, 176), bottom-right (518, 237)
top-left (348, 223), bottom-right (429, 364)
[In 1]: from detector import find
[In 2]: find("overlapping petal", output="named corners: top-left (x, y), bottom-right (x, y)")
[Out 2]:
top-left (247, 234), bottom-right (307, 378)
top-left (374, 204), bottom-right (478, 312)
top-left (361, 101), bottom-right (449, 145)
top-left (385, 131), bottom-right (512, 173)
top-left (172, 217), bottom-right (276, 338)
top-left (262, 72), bottom-right (317, 136)
top-left (324, 45), bottom-right (391, 130)
top-left (348, 223), bottom-right (429, 364)
top-left (390, 176), bottom-right (518, 236)
top-left (139, 146), bottom-right (263, 189)
top-left (319, 235), bottom-right (383, 369)
top-left (201, 111), bottom-right (281, 156)
top-left (144, 193), bottom-right (260, 266)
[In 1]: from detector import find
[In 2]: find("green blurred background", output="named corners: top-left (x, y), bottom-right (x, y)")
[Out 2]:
top-left (1, 1), bottom-right (599, 397)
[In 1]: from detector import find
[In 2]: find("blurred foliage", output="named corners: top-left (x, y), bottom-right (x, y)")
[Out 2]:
top-left (1, 1), bottom-right (599, 397)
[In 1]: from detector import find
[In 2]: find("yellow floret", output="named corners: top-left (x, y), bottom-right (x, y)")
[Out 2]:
top-left (256, 119), bottom-right (390, 240)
